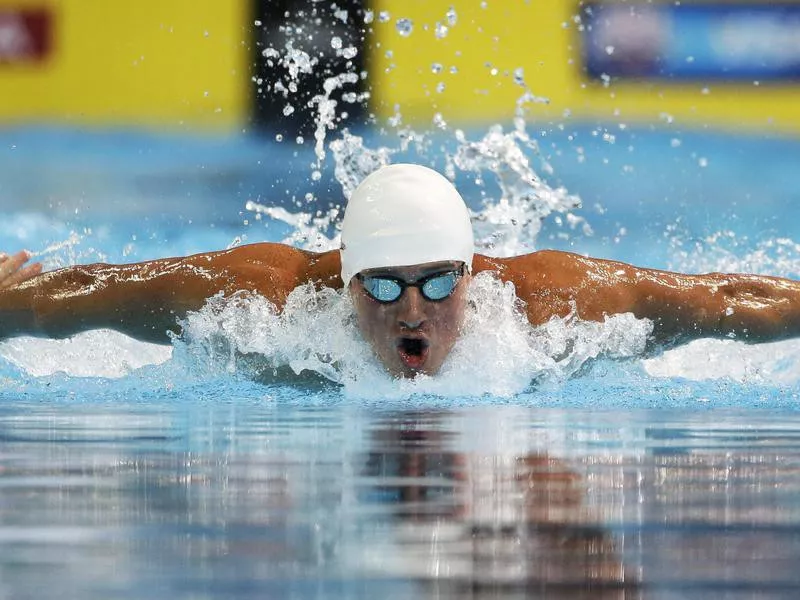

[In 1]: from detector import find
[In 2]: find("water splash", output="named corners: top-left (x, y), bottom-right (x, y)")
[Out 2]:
top-left (310, 72), bottom-right (367, 175)
top-left (667, 228), bottom-right (800, 278)
top-left (446, 6), bottom-right (458, 26)
top-left (395, 18), bottom-right (414, 37)
top-left (251, 53), bottom-right (585, 259)
top-left (257, 27), bottom-right (367, 180)
top-left (0, 330), bottom-right (171, 378)
top-left (251, 19), bottom-right (581, 258)
top-left (261, 41), bottom-right (317, 86)
top-left (244, 200), bottom-right (339, 251)
top-left (644, 337), bottom-right (800, 385)
top-left (174, 273), bottom-right (652, 398)
top-left (452, 122), bottom-right (583, 256)
top-left (329, 130), bottom-right (393, 201)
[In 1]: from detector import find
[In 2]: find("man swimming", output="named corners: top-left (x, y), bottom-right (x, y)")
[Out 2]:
top-left (2, 163), bottom-right (800, 378)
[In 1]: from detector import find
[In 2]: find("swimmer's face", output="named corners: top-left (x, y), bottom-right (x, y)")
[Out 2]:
top-left (349, 261), bottom-right (470, 378)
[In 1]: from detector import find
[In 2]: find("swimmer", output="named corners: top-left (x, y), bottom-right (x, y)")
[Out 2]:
top-left (2, 163), bottom-right (800, 378)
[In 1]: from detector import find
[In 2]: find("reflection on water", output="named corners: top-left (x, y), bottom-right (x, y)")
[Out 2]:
top-left (0, 401), bottom-right (799, 599)
top-left (356, 415), bottom-right (632, 599)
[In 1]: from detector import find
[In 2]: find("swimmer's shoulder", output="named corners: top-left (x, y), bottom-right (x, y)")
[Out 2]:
top-left (474, 250), bottom-right (606, 323)
top-left (213, 242), bottom-right (343, 289)
top-left (474, 249), bottom-right (587, 287)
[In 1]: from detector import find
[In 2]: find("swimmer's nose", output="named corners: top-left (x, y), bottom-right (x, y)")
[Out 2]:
top-left (398, 286), bottom-right (427, 330)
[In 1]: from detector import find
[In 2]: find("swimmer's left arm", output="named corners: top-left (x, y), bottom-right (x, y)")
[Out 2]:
top-left (493, 250), bottom-right (800, 348)
top-left (626, 267), bottom-right (800, 347)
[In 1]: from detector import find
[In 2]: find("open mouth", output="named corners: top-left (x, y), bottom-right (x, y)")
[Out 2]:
top-left (397, 337), bottom-right (430, 370)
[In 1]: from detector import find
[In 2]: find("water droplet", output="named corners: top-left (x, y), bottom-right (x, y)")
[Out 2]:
top-left (396, 18), bottom-right (413, 37)
top-left (283, 104), bottom-right (295, 116)
top-left (446, 6), bottom-right (457, 26)
top-left (311, 170), bottom-right (322, 181)
top-left (698, 157), bottom-right (708, 167)
top-left (275, 134), bottom-right (283, 142)
top-left (513, 67), bottom-right (525, 86)
top-left (378, 11), bottom-right (391, 23)
top-left (436, 82), bottom-right (446, 93)
top-left (385, 50), bottom-right (393, 59)
top-left (342, 46), bottom-right (358, 59)
top-left (431, 62), bottom-right (443, 74)
top-left (725, 306), bottom-right (735, 316)
top-left (331, 36), bottom-right (342, 50)
top-left (449, 65), bottom-right (458, 74)
top-left (296, 136), bottom-right (304, 144)
top-left (670, 138), bottom-right (681, 148)
top-left (435, 22), bottom-right (448, 38)
top-left (254, 20), bottom-right (262, 26)
top-left (605, 45), bottom-right (614, 55)
top-left (701, 87), bottom-right (710, 95)
top-left (363, 10), bottom-right (374, 24)
top-left (203, 30), bottom-right (209, 38)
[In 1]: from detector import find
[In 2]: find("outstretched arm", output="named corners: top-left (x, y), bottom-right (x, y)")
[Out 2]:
top-left (0, 243), bottom-right (340, 345)
top-left (482, 250), bottom-right (800, 348)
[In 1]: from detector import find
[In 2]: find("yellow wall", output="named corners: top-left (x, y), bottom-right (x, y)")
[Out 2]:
top-left (368, 0), bottom-right (800, 135)
top-left (0, 0), bottom-right (249, 130)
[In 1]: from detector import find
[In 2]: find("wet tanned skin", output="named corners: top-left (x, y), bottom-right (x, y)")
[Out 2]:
top-left (2, 242), bottom-right (800, 352)
top-left (349, 261), bottom-right (469, 378)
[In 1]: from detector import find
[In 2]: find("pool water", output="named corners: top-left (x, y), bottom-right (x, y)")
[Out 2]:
top-left (2, 401), bottom-right (800, 599)
top-left (2, 124), bottom-right (800, 598)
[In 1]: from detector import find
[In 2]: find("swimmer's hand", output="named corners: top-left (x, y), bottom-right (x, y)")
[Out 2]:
top-left (0, 251), bottom-right (42, 290)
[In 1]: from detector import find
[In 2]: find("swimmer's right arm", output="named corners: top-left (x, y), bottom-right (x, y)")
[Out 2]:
top-left (0, 251), bottom-right (42, 290)
top-left (0, 243), bottom-right (340, 344)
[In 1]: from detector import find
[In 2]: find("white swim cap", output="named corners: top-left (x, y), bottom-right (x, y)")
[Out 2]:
top-left (340, 164), bottom-right (474, 284)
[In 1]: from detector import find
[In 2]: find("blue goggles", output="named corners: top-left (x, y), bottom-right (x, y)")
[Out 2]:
top-left (356, 264), bottom-right (466, 304)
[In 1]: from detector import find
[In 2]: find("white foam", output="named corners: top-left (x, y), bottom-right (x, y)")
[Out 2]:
top-left (0, 330), bottom-right (171, 378)
top-left (644, 338), bottom-right (800, 385)
top-left (174, 272), bottom-right (652, 397)
top-left (668, 230), bottom-right (800, 278)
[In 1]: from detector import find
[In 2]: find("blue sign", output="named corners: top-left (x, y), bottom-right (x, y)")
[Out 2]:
top-left (581, 3), bottom-right (800, 80)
